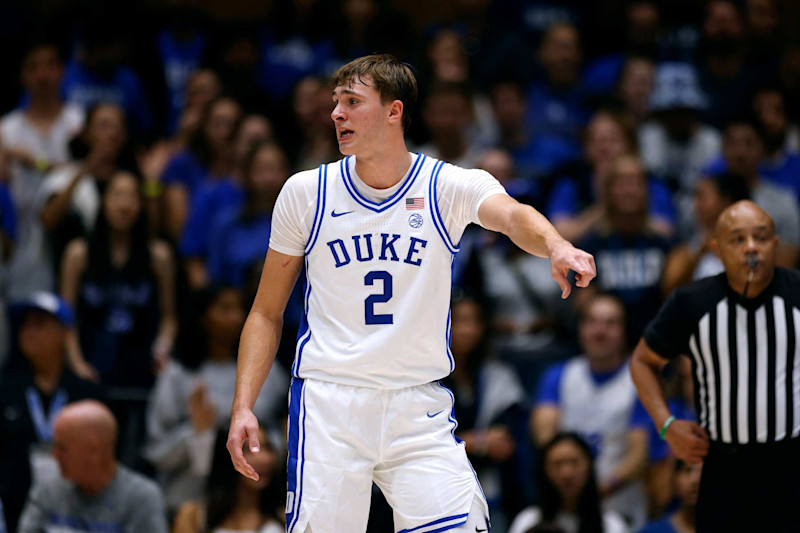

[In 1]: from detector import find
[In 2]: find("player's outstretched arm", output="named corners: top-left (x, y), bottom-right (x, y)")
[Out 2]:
top-left (228, 248), bottom-right (303, 480)
top-left (630, 339), bottom-right (709, 464)
top-left (478, 194), bottom-right (596, 298)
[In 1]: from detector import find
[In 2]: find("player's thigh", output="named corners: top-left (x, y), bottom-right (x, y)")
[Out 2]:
top-left (374, 383), bottom-right (486, 529)
top-left (286, 379), bottom-right (379, 533)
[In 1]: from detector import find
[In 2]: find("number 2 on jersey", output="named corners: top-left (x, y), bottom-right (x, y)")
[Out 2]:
top-left (364, 271), bottom-right (393, 325)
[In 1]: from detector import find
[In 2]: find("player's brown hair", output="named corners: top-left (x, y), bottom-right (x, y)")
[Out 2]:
top-left (331, 54), bottom-right (418, 132)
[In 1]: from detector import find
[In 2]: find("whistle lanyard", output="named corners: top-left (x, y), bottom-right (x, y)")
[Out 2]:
top-left (25, 386), bottom-right (68, 443)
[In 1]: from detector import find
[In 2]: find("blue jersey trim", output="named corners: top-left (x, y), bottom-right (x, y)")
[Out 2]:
top-left (304, 164), bottom-right (328, 255)
top-left (396, 513), bottom-right (469, 533)
top-left (428, 160), bottom-right (459, 254)
top-left (286, 379), bottom-right (307, 532)
top-left (341, 154), bottom-right (426, 212)
top-left (436, 382), bottom-right (461, 443)
top-left (292, 257), bottom-right (313, 377)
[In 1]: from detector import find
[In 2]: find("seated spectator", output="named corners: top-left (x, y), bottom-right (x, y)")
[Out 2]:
top-left (751, 87), bottom-right (800, 202)
top-left (615, 55), bottom-right (655, 126)
top-left (418, 81), bottom-right (485, 169)
top-left (59, 170), bottom-right (176, 466)
top-left (577, 155), bottom-right (674, 344)
top-left (639, 63), bottom-right (721, 223)
top-left (489, 78), bottom-right (578, 188)
top-left (662, 172), bottom-right (749, 295)
top-left (0, 293), bottom-right (102, 532)
top-left (531, 294), bottom-right (647, 527)
top-left (144, 286), bottom-right (288, 512)
top-left (441, 293), bottom-right (528, 526)
top-left (289, 76), bottom-right (340, 170)
top-left (173, 428), bottom-right (283, 533)
top-left (547, 110), bottom-right (675, 243)
top-left (707, 118), bottom-right (800, 266)
top-left (39, 102), bottom-right (132, 248)
top-left (526, 23), bottom-right (588, 153)
top-left (508, 433), bottom-right (629, 533)
top-left (0, 39), bottom-right (84, 300)
top-left (60, 19), bottom-right (152, 138)
top-left (207, 142), bottom-right (287, 287)
top-left (173, 69), bottom-right (222, 147)
top-left (639, 461), bottom-right (701, 533)
top-left (162, 96), bottom-right (242, 242)
top-left (179, 114), bottom-right (273, 289)
top-left (17, 400), bottom-right (167, 533)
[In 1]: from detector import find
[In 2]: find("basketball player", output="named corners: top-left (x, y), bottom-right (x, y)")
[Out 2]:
top-left (227, 54), bottom-right (596, 533)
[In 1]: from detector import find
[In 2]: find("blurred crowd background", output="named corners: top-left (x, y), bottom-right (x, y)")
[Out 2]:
top-left (1, 0), bottom-right (799, 531)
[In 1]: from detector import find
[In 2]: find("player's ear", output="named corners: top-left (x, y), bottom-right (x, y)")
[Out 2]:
top-left (387, 99), bottom-right (404, 126)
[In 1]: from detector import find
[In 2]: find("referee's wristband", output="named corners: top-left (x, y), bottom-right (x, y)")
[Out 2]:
top-left (659, 415), bottom-right (676, 440)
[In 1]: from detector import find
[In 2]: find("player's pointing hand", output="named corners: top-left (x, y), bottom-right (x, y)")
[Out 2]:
top-left (549, 239), bottom-right (596, 299)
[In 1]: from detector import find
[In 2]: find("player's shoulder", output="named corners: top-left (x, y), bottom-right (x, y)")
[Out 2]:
top-left (281, 166), bottom-right (330, 196)
top-left (432, 159), bottom-right (492, 181)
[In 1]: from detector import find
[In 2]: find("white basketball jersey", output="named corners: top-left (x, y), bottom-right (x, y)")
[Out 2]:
top-left (294, 154), bottom-right (461, 388)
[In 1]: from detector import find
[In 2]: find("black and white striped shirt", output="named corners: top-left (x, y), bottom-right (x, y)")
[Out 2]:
top-left (644, 268), bottom-right (800, 444)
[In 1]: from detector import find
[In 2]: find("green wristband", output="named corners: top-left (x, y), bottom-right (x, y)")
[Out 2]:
top-left (659, 415), bottom-right (676, 440)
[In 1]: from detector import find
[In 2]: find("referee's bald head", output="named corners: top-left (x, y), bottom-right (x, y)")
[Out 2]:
top-left (715, 200), bottom-right (775, 238)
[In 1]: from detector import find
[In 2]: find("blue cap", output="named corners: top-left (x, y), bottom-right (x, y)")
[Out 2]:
top-left (650, 63), bottom-right (709, 111)
top-left (11, 292), bottom-right (74, 327)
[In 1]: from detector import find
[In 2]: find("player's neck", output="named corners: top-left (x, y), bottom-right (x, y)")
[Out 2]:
top-left (354, 148), bottom-right (412, 190)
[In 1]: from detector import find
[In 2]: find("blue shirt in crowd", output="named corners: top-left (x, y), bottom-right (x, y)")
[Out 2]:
top-left (258, 29), bottom-right (335, 100)
top-left (179, 179), bottom-right (244, 259)
top-left (0, 183), bottom-right (16, 241)
top-left (158, 30), bottom-right (207, 135)
top-left (207, 207), bottom-right (271, 287)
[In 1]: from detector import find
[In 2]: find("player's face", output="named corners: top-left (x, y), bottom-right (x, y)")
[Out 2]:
top-left (331, 76), bottom-right (390, 156)
top-left (544, 440), bottom-right (591, 501)
top-left (713, 205), bottom-right (778, 287)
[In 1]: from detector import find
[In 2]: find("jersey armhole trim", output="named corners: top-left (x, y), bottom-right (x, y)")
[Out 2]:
top-left (428, 160), bottom-right (460, 254)
top-left (304, 164), bottom-right (328, 255)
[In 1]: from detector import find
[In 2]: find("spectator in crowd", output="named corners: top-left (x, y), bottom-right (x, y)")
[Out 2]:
top-left (547, 110), bottom-right (675, 243)
top-left (0, 39), bottom-right (84, 301)
top-left (532, 294), bottom-right (647, 528)
top-left (180, 115), bottom-right (273, 289)
top-left (420, 28), bottom-right (470, 85)
top-left (157, 5), bottom-right (209, 136)
top-left (751, 87), bottom-right (800, 202)
top-left (288, 76), bottom-right (339, 170)
top-left (615, 55), bottom-right (655, 125)
top-left (577, 155), bottom-right (674, 344)
top-left (526, 23), bottom-right (587, 153)
top-left (639, 63), bottom-right (722, 230)
top-left (713, 118), bottom-right (800, 266)
top-left (509, 433), bottom-right (629, 533)
top-left (332, 0), bottom-right (415, 64)
top-left (639, 461), bottom-right (701, 533)
top-left (174, 69), bottom-right (222, 147)
top-left (440, 293), bottom-right (528, 527)
top-left (744, 0), bottom-right (781, 70)
top-left (144, 285), bottom-right (287, 512)
top-left (161, 95), bottom-right (242, 242)
top-left (61, 20), bottom-right (152, 138)
top-left (0, 293), bottom-right (102, 532)
top-left (39, 102), bottom-right (132, 250)
top-left (173, 428), bottom-right (283, 533)
top-left (418, 81), bottom-right (484, 169)
top-left (584, 0), bottom-right (662, 97)
top-left (661, 172), bottom-right (749, 295)
top-left (207, 142), bottom-right (286, 287)
top-left (695, 0), bottom-right (767, 130)
top-left (17, 400), bottom-right (168, 533)
top-left (59, 170), bottom-right (176, 466)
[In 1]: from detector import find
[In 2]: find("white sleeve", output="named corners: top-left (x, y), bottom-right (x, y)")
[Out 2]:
top-left (436, 164), bottom-right (507, 244)
top-left (268, 169), bottom-right (320, 256)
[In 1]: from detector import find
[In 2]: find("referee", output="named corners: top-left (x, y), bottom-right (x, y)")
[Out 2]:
top-left (631, 200), bottom-right (800, 532)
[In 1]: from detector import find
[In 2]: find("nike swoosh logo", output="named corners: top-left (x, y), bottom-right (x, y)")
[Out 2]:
top-left (331, 209), bottom-right (354, 217)
top-left (427, 410), bottom-right (444, 418)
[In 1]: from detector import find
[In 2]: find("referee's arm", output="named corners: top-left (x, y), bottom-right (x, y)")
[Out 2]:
top-left (631, 339), bottom-right (710, 464)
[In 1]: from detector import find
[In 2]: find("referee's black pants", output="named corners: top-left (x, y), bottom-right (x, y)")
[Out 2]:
top-left (697, 437), bottom-right (800, 532)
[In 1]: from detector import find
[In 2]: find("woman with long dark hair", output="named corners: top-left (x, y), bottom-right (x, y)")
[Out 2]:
top-left (173, 427), bottom-right (284, 533)
top-left (144, 285), bottom-right (287, 513)
top-left (509, 433), bottom-right (629, 533)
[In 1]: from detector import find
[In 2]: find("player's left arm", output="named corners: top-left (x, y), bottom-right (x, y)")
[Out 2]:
top-left (478, 193), bottom-right (596, 298)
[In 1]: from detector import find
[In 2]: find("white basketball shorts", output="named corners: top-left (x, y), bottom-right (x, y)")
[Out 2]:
top-left (285, 377), bottom-right (489, 533)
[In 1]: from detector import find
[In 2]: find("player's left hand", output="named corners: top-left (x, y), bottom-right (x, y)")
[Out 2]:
top-left (549, 239), bottom-right (596, 299)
